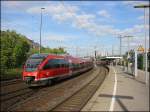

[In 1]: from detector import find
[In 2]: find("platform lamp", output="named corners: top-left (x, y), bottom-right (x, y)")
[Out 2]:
top-left (39, 7), bottom-right (45, 54)
top-left (134, 4), bottom-right (150, 85)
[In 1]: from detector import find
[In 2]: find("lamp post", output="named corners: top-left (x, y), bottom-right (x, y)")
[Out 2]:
top-left (134, 4), bottom-right (149, 85)
top-left (39, 7), bottom-right (45, 54)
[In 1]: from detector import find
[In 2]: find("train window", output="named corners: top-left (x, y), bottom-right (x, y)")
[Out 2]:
top-left (59, 59), bottom-right (65, 67)
top-left (66, 62), bottom-right (69, 67)
top-left (69, 63), bottom-right (73, 69)
top-left (25, 56), bottom-right (46, 72)
top-left (59, 59), bottom-right (69, 68)
top-left (64, 60), bottom-right (69, 67)
top-left (71, 63), bottom-right (76, 70)
top-left (75, 64), bottom-right (79, 70)
top-left (43, 59), bottom-right (61, 70)
top-left (43, 61), bottom-right (51, 70)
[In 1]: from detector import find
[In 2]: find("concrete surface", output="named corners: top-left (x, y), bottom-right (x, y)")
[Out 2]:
top-left (82, 65), bottom-right (149, 111)
top-left (121, 66), bottom-right (149, 85)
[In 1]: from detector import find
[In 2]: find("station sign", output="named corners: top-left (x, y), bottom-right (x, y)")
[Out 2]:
top-left (137, 45), bottom-right (144, 52)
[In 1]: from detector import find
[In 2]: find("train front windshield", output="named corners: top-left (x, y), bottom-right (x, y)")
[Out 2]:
top-left (25, 54), bottom-right (47, 72)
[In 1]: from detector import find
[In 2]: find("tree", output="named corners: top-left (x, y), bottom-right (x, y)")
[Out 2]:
top-left (0, 30), bottom-right (30, 71)
top-left (137, 54), bottom-right (144, 70)
top-left (0, 30), bottom-right (67, 74)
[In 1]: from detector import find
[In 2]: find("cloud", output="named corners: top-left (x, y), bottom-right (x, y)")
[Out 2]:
top-left (43, 33), bottom-right (78, 43)
top-left (3, 1), bottom-right (149, 50)
top-left (45, 35), bottom-right (68, 42)
top-left (27, 3), bottom-right (78, 23)
top-left (75, 14), bottom-right (95, 23)
top-left (97, 10), bottom-right (111, 18)
top-left (26, 3), bottom-right (123, 37)
top-left (137, 10), bottom-right (149, 21)
top-left (41, 33), bottom-right (81, 49)
top-left (86, 24), bottom-right (118, 36)
top-left (2, 1), bottom-right (22, 7)
top-left (1, 19), bottom-right (32, 33)
top-left (27, 3), bottom-right (119, 37)
top-left (72, 14), bottom-right (95, 29)
top-left (1, 1), bottom-right (34, 11)
top-left (120, 24), bottom-right (149, 36)
top-left (138, 16), bottom-right (144, 20)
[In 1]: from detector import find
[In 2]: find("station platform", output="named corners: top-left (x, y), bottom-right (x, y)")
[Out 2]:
top-left (82, 66), bottom-right (149, 111)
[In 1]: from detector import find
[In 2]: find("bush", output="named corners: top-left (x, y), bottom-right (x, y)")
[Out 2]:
top-left (1, 30), bottom-right (30, 73)
top-left (0, 68), bottom-right (22, 81)
top-left (137, 54), bottom-right (144, 70)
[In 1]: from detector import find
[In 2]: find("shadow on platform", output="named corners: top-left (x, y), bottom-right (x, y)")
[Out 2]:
top-left (99, 94), bottom-right (134, 111)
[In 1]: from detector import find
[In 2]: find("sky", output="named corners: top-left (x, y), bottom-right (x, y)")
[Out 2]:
top-left (1, 1), bottom-right (149, 57)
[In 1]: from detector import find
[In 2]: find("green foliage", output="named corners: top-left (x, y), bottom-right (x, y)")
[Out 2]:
top-left (0, 68), bottom-right (22, 80)
top-left (29, 47), bottom-right (67, 55)
top-left (1, 30), bottom-right (30, 71)
top-left (137, 54), bottom-right (144, 70)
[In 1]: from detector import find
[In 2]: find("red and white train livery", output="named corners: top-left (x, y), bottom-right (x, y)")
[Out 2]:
top-left (22, 54), bottom-right (93, 86)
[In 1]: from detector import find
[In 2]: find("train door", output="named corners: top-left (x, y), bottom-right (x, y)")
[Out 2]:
top-left (41, 59), bottom-right (58, 78)
top-left (57, 59), bottom-right (64, 76)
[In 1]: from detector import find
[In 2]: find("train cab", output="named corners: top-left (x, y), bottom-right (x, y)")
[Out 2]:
top-left (23, 54), bottom-right (70, 86)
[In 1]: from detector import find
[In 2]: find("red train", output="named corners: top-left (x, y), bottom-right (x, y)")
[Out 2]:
top-left (23, 54), bottom-right (94, 86)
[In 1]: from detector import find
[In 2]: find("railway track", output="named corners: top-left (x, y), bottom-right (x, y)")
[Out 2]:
top-left (1, 68), bottom-right (94, 111)
top-left (51, 67), bottom-right (107, 111)
top-left (0, 86), bottom-right (39, 111)
top-left (1, 79), bottom-right (22, 86)
top-left (8, 68), bottom-right (97, 111)
top-left (2, 67), bottom-right (108, 111)
top-left (1, 78), bottom-right (44, 111)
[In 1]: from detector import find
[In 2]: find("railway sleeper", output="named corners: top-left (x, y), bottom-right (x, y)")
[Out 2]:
top-left (52, 69), bottom-right (107, 111)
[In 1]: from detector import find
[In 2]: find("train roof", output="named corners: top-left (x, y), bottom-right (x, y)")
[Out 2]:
top-left (30, 53), bottom-right (49, 59)
top-left (30, 53), bottom-right (92, 63)
top-left (30, 53), bottom-right (65, 59)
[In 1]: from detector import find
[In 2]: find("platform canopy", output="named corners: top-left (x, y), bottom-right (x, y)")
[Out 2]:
top-left (106, 56), bottom-right (123, 59)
